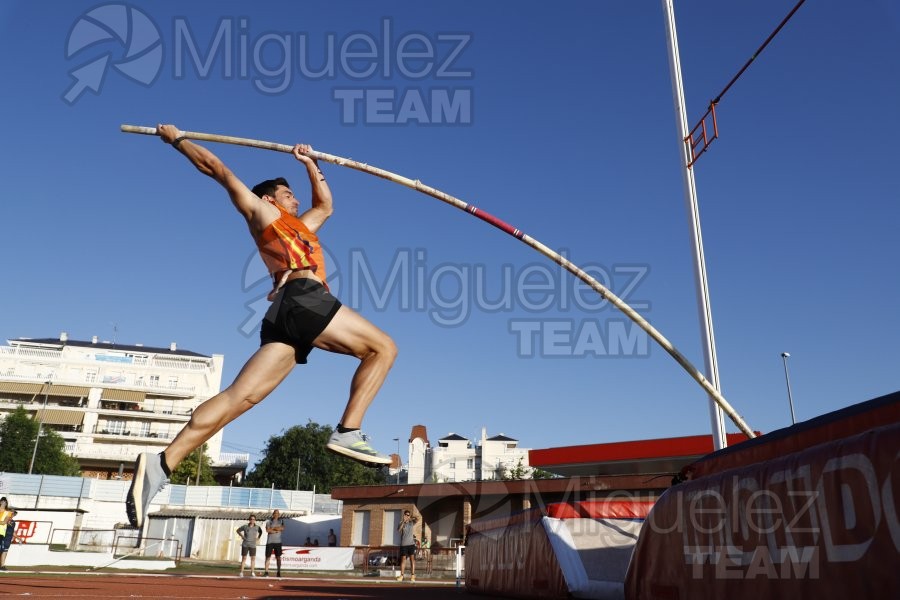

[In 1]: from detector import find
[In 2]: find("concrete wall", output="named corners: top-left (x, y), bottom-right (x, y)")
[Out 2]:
top-left (0, 472), bottom-right (342, 565)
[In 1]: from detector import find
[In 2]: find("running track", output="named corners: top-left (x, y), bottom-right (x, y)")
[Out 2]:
top-left (0, 573), bottom-right (497, 599)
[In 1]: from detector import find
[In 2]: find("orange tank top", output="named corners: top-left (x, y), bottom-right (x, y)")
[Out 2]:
top-left (255, 203), bottom-right (327, 284)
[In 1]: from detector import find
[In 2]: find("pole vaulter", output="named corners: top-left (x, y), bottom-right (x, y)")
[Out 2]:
top-left (121, 124), bottom-right (756, 439)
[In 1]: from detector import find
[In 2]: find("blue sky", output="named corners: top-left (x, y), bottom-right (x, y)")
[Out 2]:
top-left (1, 1), bottom-right (898, 468)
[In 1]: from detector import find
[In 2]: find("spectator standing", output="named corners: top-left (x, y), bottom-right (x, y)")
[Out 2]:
top-left (263, 509), bottom-right (285, 577)
top-left (395, 510), bottom-right (418, 582)
top-left (0, 498), bottom-right (15, 572)
top-left (236, 515), bottom-right (263, 577)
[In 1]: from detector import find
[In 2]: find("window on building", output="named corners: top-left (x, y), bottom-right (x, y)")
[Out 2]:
top-left (351, 511), bottom-right (370, 546)
top-left (103, 370), bottom-right (125, 384)
top-left (467, 458), bottom-right (474, 469)
top-left (383, 510), bottom-right (402, 546)
top-left (149, 375), bottom-right (160, 387)
top-left (167, 376), bottom-right (178, 389)
top-left (139, 421), bottom-right (150, 437)
top-left (107, 419), bottom-right (125, 434)
top-left (85, 370), bottom-right (98, 383)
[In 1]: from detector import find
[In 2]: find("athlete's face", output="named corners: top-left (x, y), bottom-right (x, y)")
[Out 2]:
top-left (271, 184), bottom-right (299, 214)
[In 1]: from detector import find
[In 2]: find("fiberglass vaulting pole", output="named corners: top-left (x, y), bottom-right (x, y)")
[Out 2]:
top-left (119, 125), bottom-right (757, 440)
top-left (661, 0), bottom-right (728, 450)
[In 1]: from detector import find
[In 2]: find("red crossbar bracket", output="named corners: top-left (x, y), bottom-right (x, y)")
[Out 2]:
top-left (684, 102), bottom-right (719, 168)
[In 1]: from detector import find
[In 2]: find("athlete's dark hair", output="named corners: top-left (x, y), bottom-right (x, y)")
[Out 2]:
top-left (251, 177), bottom-right (290, 199)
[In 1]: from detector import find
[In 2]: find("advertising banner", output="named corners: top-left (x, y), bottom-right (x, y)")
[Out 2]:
top-left (625, 421), bottom-right (900, 599)
top-left (467, 509), bottom-right (569, 600)
top-left (279, 546), bottom-right (354, 571)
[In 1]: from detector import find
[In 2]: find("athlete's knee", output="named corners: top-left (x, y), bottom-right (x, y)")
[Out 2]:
top-left (377, 333), bottom-right (398, 363)
top-left (361, 332), bottom-right (397, 364)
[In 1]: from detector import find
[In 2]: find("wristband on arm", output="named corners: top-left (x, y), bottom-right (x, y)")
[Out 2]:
top-left (171, 136), bottom-right (188, 149)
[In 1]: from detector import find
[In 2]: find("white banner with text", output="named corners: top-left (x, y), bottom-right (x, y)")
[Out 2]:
top-left (280, 546), bottom-right (354, 571)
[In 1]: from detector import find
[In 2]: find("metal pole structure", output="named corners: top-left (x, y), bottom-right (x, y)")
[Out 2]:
top-left (295, 457), bottom-right (301, 491)
top-left (661, 0), bottom-right (728, 450)
top-left (28, 380), bottom-right (52, 474)
top-left (194, 446), bottom-right (202, 486)
top-left (781, 352), bottom-right (797, 424)
top-left (393, 438), bottom-right (401, 485)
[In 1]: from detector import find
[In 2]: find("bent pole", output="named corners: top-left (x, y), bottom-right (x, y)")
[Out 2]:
top-left (120, 124), bottom-right (756, 439)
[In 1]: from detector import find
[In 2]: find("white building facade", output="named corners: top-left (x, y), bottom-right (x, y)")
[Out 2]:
top-left (0, 333), bottom-right (247, 480)
top-left (406, 426), bottom-right (531, 484)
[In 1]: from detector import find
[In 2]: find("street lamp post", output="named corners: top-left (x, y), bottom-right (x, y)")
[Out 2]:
top-left (393, 438), bottom-right (401, 485)
top-left (194, 446), bottom-right (203, 486)
top-left (28, 380), bottom-right (52, 475)
top-left (781, 352), bottom-right (797, 425)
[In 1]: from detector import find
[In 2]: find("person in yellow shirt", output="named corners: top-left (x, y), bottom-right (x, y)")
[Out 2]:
top-left (0, 497), bottom-right (14, 571)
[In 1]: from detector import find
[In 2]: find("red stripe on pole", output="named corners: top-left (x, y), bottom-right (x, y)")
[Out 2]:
top-left (467, 206), bottom-right (524, 239)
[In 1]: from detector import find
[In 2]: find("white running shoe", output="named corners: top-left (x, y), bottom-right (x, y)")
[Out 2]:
top-left (326, 430), bottom-right (391, 465)
top-left (125, 453), bottom-right (169, 528)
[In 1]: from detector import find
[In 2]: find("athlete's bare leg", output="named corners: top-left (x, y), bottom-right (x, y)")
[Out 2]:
top-left (311, 305), bottom-right (397, 428)
top-left (163, 342), bottom-right (297, 469)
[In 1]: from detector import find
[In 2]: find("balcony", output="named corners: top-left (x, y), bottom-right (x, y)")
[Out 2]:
top-left (211, 452), bottom-right (250, 468)
top-left (0, 372), bottom-right (198, 397)
top-left (95, 401), bottom-right (194, 420)
top-left (0, 397), bottom-right (193, 423)
top-left (91, 424), bottom-right (174, 441)
top-left (68, 440), bottom-right (171, 461)
top-left (0, 345), bottom-right (213, 372)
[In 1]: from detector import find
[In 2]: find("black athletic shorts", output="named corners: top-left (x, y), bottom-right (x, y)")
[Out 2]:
top-left (241, 545), bottom-right (257, 557)
top-left (399, 544), bottom-right (416, 557)
top-left (265, 543), bottom-right (283, 558)
top-left (260, 278), bottom-right (342, 364)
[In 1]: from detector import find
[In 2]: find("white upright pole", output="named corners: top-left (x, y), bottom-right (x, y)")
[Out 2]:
top-left (28, 380), bottom-right (52, 474)
top-left (393, 438), bottom-right (401, 485)
top-left (781, 352), bottom-right (797, 424)
top-left (661, 0), bottom-right (728, 450)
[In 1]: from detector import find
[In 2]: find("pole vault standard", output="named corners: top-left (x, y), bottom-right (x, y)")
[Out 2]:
top-left (662, 0), bottom-right (728, 451)
top-left (120, 124), bottom-right (756, 439)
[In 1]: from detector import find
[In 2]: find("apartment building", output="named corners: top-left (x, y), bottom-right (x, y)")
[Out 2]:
top-left (0, 333), bottom-right (247, 480)
top-left (406, 425), bottom-right (531, 484)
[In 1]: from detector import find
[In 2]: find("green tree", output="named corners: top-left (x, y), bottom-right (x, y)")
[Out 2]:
top-left (500, 458), bottom-right (531, 480)
top-left (498, 459), bottom-right (558, 481)
top-left (0, 407), bottom-right (34, 473)
top-left (246, 421), bottom-right (388, 493)
top-left (171, 443), bottom-right (217, 485)
top-left (33, 428), bottom-right (81, 476)
top-left (530, 467), bottom-right (558, 480)
top-left (0, 406), bottom-right (81, 476)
